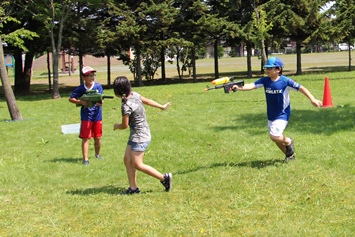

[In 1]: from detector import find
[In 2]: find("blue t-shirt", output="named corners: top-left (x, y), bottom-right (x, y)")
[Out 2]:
top-left (254, 75), bottom-right (301, 121)
top-left (70, 82), bottom-right (103, 121)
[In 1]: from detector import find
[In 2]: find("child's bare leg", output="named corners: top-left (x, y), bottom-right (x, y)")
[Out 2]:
top-left (131, 151), bottom-right (164, 181)
top-left (270, 134), bottom-right (292, 155)
top-left (94, 137), bottom-right (101, 156)
top-left (124, 145), bottom-right (137, 189)
top-left (81, 138), bottom-right (90, 161)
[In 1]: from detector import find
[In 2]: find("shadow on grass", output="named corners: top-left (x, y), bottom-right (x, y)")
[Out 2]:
top-left (176, 159), bottom-right (285, 175)
top-left (67, 185), bottom-right (124, 195)
top-left (67, 186), bottom-right (153, 196)
top-left (212, 104), bottom-right (355, 136)
top-left (307, 65), bottom-right (355, 73)
top-left (290, 105), bottom-right (355, 135)
top-left (48, 157), bottom-right (82, 164)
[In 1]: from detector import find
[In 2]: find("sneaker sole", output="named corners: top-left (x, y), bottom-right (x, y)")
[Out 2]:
top-left (285, 155), bottom-right (296, 162)
top-left (125, 187), bottom-right (140, 195)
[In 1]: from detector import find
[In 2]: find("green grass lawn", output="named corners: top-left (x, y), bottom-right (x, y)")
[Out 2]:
top-left (0, 55), bottom-right (355, 236)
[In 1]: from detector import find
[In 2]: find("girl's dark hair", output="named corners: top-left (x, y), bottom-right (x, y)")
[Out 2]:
top-left (113, 76), bottom-right (131, 103)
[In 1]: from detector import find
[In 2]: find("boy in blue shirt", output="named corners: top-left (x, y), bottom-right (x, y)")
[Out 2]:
top-left (69, 66), bottom-right (104, 165)
top-left (232, 57), bottom-right (322, 161)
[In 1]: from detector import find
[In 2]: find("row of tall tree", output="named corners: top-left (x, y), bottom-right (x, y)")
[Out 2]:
top-left (1, 0), bottom-right (354, 120)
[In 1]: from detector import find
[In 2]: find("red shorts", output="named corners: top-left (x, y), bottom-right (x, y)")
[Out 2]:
top-left (79, 120), bottom-right (102, 139)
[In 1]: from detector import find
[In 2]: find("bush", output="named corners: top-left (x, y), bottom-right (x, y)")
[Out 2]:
top-left (228, 49), bottom-right (237, 57)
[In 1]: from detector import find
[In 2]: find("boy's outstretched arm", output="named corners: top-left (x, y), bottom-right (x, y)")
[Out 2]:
top-left (299, 86), bottom-right (323, 108)
top-left (141, 96), bottom-right (171, 110)
top-left (232, 83), bottom-right (256, 91)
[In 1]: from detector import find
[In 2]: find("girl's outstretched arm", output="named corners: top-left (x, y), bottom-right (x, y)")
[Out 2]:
top-left (141, 96), bottom-right (171, 110)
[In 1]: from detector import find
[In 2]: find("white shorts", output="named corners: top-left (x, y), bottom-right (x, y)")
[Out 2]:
top-left (268, 120), bottom-right (288, 136)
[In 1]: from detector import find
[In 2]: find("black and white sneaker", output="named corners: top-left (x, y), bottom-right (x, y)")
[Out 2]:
top-left (286, 138), bottom-right (295, 155)
top-left (285, 138), bottom-right (295, 162)
top-left (161, 173), bottom-right (172, 192)
top-left (285, 154), bottom-right (296, 162)
top-left (125, 187), bottom-right (141, 195)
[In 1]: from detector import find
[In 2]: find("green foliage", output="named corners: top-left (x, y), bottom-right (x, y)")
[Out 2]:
top-left (216, 45), bottom-right (224, 58)
top-left (176, 46), bottom-right (196, 77)
top-left (0, 7), bottom-right (19, 27)
top-left (197, 47), bottom-right (207, 58)
top-left (1, 0), bottom-right (354, 93)
top-left (118, 47), bottom-right (160, 81)
top-left (0, 1), bottom-right (39, 52)
top-left (251, 5), bottom-right (272, 61)
top-left (141, 51), bottom-right (161, 80)
top-left (228, 49), bottom-right (237, 57)
top-left (267, 0), bottom-right (326, 41)
top-left (3, 29), bottom-right (39, 52)
top-left (330, 0), bottom-right (355, 44)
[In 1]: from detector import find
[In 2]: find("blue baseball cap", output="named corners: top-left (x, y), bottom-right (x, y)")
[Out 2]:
top-left (264, 57), bottom-right (284, 68)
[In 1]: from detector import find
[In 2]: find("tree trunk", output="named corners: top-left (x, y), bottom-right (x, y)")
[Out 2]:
top-left (52, 50), bottom-right (61, 98)
top-left (261, 38), bottom-right (267, 64)
top-left (214, 39), bottom-right (219, 79)
top-left (50, 3), bottom-right (70, 99)
top-left (347, 40), bottom-right (352, 71)
top-left (13, 52), bottom-right (23, 93)
top-left (176, 47), bottom-right (181, 80)
top-left (47, 52), bottom-right (52, 92)
top-left (296, 41), bottom-right (302, 75)
top-left (22, 52), bottom-right (34, 93)
top-left (67, 53), bottom-right (71, 76)
top-left (260, 42), bottom-right (268, 74)
top-left (348, 49), bottom-right (352, 71)
top-left (0, 37), bottom-right (22, 121)
top-left (192, 47), bottom-right (196, 82)
top-left (13, 51), bottom-right (34, 94)
top-left (106, 52), bottom-right (111, 86)
top-left (136, 47), bottom-right (143, 87)
top-left (246, 43), bottom-right (252, 78)
top-left (78, 51), bottom-right (84, 85)
top-left (240, 43), bottom-right (244, 57)
top-left (160, 47), bottom-right (166, 81)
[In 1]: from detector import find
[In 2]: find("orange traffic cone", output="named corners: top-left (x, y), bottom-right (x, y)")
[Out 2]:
top-left (322, 76), bottom-right (333, 107)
